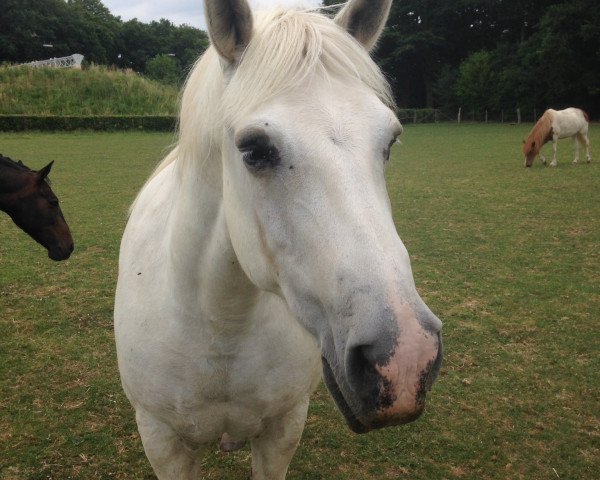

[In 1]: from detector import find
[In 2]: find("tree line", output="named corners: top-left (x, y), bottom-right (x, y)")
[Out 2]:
top-left (1, 0), bottom-right (599, 116)
top-left (330, 0), bottom-right (599, 117)
top-left (0, 0), bottom-right (208, 85)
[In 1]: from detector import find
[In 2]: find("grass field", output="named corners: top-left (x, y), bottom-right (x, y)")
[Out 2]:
top-left (1, 124), bottom-right (599, 480)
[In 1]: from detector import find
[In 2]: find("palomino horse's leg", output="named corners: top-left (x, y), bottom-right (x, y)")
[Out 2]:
top-left (578, 132), bottom-right (592, 163)
top-left (550, 134), bottom-right (559, 167)
top-left (250, 399), bottom-right (310, 480)
top-left (539, 153), bottom-right (547, 166)
top-left (573, 135), bottom-right (580, 164)
top-left (135, 409), bottom-right (204, 479)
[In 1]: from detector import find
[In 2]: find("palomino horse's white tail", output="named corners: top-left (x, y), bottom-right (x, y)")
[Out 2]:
top-left (523, 107), bottom-right (591, 167)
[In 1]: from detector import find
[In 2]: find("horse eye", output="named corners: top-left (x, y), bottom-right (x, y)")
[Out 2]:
top-left (237, 134), bottom-right (280, 171)
top-left (49, 198), bottom-right (59, 207)
top-left (384, 137), bottom-right (398, 163)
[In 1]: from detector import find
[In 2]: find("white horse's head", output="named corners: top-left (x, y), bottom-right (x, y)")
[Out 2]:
top-left (204, 0), bottom-right (442, 433)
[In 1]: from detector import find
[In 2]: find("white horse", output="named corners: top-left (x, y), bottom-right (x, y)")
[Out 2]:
top-left (523, 107), bottom-right (592, 167)
top-left (114, 1), bottom-right (443, 478)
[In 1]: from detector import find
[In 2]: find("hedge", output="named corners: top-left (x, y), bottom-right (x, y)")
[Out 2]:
top-left (0, 115), bottom-right (177, 132)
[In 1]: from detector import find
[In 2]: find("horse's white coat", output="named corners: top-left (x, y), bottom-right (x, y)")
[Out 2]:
top-left (115, 3), bottom-right (441, 479)
top-left (547, 108), bottom-right (591, 166)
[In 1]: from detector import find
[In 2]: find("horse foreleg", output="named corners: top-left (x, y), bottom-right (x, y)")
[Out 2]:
top-left (550, 135), bottom-right (559, 167)
top-left (135, 409), bottom-right (205, 480)
top-left (573, 135), bottom-right (580, 164)
top-left (250, 399), bottom-right (310, 480)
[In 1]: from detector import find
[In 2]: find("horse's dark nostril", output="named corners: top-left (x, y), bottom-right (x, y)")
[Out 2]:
top-left (69, 243), bottom-right (74, 253)
top-left (346, 343), bottom-right (379, 396)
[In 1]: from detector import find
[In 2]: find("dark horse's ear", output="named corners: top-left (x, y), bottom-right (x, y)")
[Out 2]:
top-left (204, 0), bottom-right (253, 65)
top-left (17, 160), bottom-right (24, 165)
top-left (37, 161), bottom-right (54, 183)
top-left (335, 0), bottom-right (393, 51)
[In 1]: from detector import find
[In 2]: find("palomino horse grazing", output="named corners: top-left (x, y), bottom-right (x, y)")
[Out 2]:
top-left (115, 1), bottom-right (443, 478)
top-left (0, 154), bottom-right (73, 260)
top-left (523, 107), bottom-right (592, 167)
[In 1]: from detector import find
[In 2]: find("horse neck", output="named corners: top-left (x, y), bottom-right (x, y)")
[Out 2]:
top-left (525, 112), bottom-right (553, 155)
top-left (0, 167), bottom-right (28, 213)
top-left (163, 53), bottom-right (261, 325)
top-left (167, 144), bottom-right (260, 325)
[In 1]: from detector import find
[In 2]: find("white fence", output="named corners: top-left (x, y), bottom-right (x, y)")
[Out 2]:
top-left (21, 54), bottom-right (84, 69)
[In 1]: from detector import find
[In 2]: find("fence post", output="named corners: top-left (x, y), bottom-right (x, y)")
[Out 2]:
top-left (458, 107), bottom-right (461, 124)
top-left (517, 108), bottom-right (521, 124)
top-left (485, 110), bottom-right (488, 123)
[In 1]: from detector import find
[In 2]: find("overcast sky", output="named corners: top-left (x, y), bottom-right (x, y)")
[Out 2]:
top-left (101, 0), bottom-right (324, 31)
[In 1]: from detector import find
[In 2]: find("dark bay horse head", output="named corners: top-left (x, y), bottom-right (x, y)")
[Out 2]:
top-left (0, 154), bottom-right (74, 260)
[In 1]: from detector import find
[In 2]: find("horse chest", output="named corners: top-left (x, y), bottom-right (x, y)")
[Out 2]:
top-left (143, 346), bottom-right (319, 445)
top-left (119, 307), bottom-right (321, 441)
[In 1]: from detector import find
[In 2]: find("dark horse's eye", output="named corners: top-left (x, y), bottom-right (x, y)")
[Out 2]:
top-left (237, 132), bottom-right (280, 171)
top-left (49, 198), bottom-right (59, 207)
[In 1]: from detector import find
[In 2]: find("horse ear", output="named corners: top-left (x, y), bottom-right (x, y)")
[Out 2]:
top-left (334, 0), bottom-right (393, 51)
top-left (37, 161), bottom-right (54, 182)
top-left (204, 0), bottom-right (253, 64)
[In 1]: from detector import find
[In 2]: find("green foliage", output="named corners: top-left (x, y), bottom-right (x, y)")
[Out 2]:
top-left (1, 127), bottom-right (599, 478)
top-left (0, 65), bottom-right (178, 116)
top-left (516, 0), bottom-right (600, 110)
top-left (325, 0), bottom-right (599, 115)
top-left (145, 54), bottom-right (182, 86)
top-left (432, 65), bottom-right (459, 111)
top-left (0, 0), bottom-right (209, 82)
top-left (456, 50), bottom-right (501, 111)
top-left (118, 19), bottom-right (208, 76)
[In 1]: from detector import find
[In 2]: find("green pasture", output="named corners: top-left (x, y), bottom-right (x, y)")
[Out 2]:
top-left (1, 124), bottom-right (599, 480)
top-left (0, 66), bottom-right (178, 116)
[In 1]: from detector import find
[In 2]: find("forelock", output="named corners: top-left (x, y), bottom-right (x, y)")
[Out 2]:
top-left (221, 9), bottom-right (394, 126)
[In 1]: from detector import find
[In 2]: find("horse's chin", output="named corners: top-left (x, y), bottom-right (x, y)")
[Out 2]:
top-left (48, 245), bottom-right (73, 261)
top-left (321, 357), bottom-right (370, 434)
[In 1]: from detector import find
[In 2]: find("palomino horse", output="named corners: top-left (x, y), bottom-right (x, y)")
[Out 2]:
top-left (0, 154), bottom-right (73, 260)
top-left (523, 107), bottom-right (592, 167)
top-left (115, 1), bottom-right (443, 478)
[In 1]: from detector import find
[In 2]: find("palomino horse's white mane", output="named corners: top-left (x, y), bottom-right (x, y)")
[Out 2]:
top-left (150, 8), bottom-right (394, 183)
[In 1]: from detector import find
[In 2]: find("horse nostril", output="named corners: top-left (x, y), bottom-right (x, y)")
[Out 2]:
top-left (345, 343), bottom-right (380, 396)
top-left (69, 243), bottom-right (74, 253)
